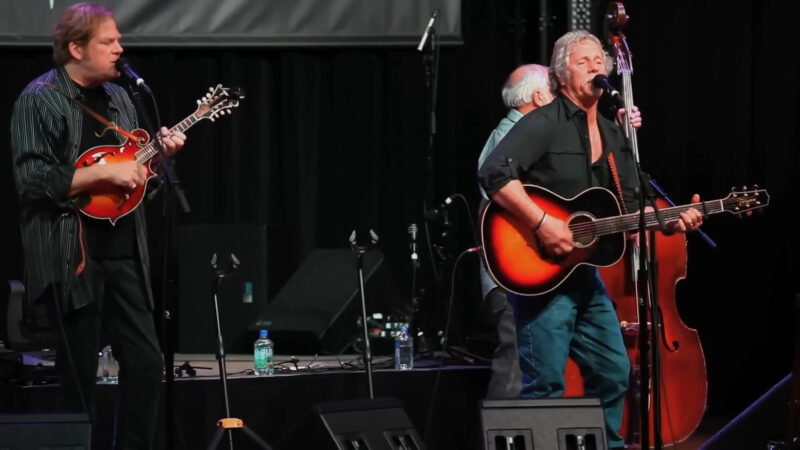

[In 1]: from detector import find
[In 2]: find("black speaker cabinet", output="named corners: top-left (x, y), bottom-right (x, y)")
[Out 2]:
top-left (253, 248), bottom-right (403, 355)
top-left (283, 397), bottom-right (424, 450)
top-left (177, 224), bottom-right (268, 354)
top-left (0, 413), bottom-right (91, 449)
top-left (480, 398), bottom-right (607, 450)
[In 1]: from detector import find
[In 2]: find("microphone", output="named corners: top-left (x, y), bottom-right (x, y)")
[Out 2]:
top-left (368, 229), bottom-right (379, 245)
top-left (408, 223), bottom-right (418, 261)
top-left (417, 9), bottom-right (440, 51)
top-left (115, 58), bottom-right (151, 93)
top-left (592, 74), bottom-right (624, 109)
top-left (425, 195), bottom-right (453, 221)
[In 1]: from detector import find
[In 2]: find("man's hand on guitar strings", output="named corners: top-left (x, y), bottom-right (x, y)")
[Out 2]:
top-left (667, 194), bottom-right (704, 233)
top-left (158, 126), bottom-right (186, 157)
top-left (535, 214), bottom-right (574, 261)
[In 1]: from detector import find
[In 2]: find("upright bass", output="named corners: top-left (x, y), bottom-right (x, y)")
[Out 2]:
top-left (571, 4), bottom-right (708, 447)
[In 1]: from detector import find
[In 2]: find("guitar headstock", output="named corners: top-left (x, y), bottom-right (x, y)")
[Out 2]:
top-left (722, 186), bottom-right (770, 216)
top-left (195, 84), bottom-right (245, 122)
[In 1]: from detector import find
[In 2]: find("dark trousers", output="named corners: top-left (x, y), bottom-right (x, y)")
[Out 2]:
top-left (48, 258), bottom-right (163, 450)
top-left (484, 287), bottom-right (522, 399)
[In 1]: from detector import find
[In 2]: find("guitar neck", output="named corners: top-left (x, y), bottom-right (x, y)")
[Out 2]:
top-left (134, 113), bottom-right (203, 163)
top-left (587, 200), bottom-right (726, 237)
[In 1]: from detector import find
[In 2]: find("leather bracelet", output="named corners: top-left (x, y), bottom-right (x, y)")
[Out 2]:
top-left (533, 212), bottom-right (547, 232)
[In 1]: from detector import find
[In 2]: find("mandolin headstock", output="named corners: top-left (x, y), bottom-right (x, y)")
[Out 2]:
top-left (194, 84), bottom-right (245, 122)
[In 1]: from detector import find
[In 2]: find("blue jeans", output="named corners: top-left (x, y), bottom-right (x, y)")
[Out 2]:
top-left (510, 267), bottom-right (630, 449)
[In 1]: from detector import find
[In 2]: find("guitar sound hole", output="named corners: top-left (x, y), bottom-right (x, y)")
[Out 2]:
top-left (570, 213), bottom-right (598, 248)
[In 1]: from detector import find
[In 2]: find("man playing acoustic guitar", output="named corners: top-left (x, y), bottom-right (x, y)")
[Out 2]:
top-left (477, 30), bottom-right (702, 449)
top-left (10, 3), bottom-right (184, 448)
top-left (477, 63), bottom-right (642, 402)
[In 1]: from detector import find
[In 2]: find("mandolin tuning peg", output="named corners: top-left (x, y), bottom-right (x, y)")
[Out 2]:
top-left (196, 99), bottom-right (201, 105)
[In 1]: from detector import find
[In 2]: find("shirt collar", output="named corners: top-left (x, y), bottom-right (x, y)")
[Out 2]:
top-left (558, 94), bottom-right (586, 119)
top-left (506, 108), bottom-right (525, 123)
top-left (55, 65), bottom-right (120, 112)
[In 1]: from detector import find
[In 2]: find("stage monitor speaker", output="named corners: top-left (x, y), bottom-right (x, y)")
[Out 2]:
top-left (177, 224), bottom-right (268, 354)
top-left (700, 373), bottom-right (792, 449)
top-left (253, 248), bottom-right (403, 355)
top-left (479, 398), bottom-right (607, 450)
top-left (0, 413), bottom-right (91, 449)
top-left (281, 397), bottom-right (424, 449)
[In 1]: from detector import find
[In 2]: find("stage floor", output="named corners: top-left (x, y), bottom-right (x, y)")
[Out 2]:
top-left (6, 353), bottom-right (492, 449)
top-left (3, 352), bottom-right (731, 449)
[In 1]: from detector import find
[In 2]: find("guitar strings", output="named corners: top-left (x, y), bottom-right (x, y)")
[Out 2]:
top-left (563, 197), bottom-right (753, 239)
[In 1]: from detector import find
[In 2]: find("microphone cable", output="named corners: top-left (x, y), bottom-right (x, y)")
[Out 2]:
top-left (422, 245), bottom-right (481, 445)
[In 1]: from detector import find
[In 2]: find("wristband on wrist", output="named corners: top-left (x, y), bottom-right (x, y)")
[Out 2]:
top-left (533, 212), bottom-right (547, 232)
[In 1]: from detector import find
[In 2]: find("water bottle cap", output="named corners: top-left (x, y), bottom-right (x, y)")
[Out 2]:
top-left (260, 330), bottom-right (268, 338)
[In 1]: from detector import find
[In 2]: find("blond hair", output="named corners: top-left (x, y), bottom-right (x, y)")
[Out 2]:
top-left (52, 2), bottom-right (115, 65)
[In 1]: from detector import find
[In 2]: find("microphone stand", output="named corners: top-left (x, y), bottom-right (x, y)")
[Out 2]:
top-left (349, 230), bottom-right (379, 400)
top-left (127, 83), bottom-right (191, 450)
top-left (610, 30), bottom-right (666, 449)
top-left (415, 10), bottom-right (448, 360)
top-left (421, 13), bottom-right (439, 192)
top-left (210, 253), bottom-right (237, 450)
top-left (205, 254), bottom-right (272, 450)
top-left (420, 11), bottom-right (440, 256)
top-left (420, 17), bottom-right (451, 357)
top-left (407, 224), bottom-right (421, 342)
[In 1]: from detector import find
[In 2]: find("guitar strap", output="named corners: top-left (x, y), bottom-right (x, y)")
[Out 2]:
top-left (607, 152), bottom-right (628, 214)
top-left (33, 81), bottom-right (139, 141)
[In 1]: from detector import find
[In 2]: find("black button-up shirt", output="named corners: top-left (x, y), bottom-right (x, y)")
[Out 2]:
top-left (478, 95), bottom-right (640, 213)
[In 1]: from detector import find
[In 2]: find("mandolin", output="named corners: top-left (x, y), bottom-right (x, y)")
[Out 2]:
top-left (75, 84), bottom-right (243, 224)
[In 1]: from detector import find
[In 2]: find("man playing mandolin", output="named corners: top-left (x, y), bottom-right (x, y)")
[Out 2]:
top-left (477, 30), bottom-right (703, 449)
top-left (9, 3), bottom-right (184, 448)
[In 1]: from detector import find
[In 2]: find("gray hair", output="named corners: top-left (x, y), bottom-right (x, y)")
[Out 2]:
top-left (501, 64), bottom-right (550, 109)
top-left (549, 30), bottom-right (614, 93)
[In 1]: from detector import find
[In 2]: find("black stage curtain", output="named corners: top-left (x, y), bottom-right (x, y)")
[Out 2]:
top-left (2, 0), bottom-right (799, 422)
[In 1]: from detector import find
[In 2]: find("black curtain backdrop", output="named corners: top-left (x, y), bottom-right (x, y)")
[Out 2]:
top-left (2, 0), bottom-right (798, 424)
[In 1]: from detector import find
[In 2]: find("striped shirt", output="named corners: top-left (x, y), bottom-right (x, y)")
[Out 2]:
top-left (9, 66), bottom-right (153, 312)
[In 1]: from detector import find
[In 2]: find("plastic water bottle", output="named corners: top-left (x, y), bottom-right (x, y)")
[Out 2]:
top-left (99, 345), bottom-right (118, 384)
top-left (394, 327), bottom-right (413, 370)
top-left (253, 330), bottom-right (274, 376)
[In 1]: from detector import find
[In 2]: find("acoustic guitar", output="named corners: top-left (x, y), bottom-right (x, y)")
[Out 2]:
top-left (479, 184), bottom-right (769, 296)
